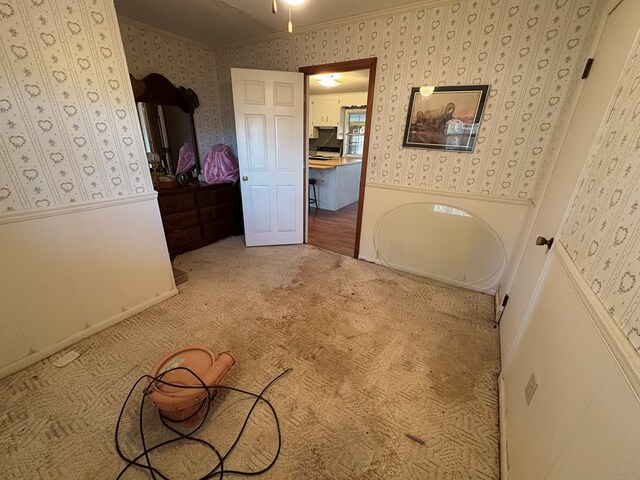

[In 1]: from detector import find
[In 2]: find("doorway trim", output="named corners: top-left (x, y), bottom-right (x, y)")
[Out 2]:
top-left (299, 57), bottom-right (377, 258)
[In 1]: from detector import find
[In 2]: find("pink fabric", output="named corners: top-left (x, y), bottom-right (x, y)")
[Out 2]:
top-left (176, 143), bottom-right (196, 174)
top-left (203, 144), bottom-right (239, 184)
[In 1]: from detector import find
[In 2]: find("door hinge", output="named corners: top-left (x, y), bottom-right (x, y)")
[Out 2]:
top-left (581, 57), bottom-right (594, 79)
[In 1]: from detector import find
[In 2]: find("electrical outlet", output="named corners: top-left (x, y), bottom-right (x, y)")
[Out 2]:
top-left (525, 372), bottom-right (538, 406)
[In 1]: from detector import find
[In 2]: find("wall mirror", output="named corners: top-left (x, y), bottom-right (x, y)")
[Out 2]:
top-left (374, 202), bottom-right (506, 292)
top-left (130, 73), bottom-right (200, 178)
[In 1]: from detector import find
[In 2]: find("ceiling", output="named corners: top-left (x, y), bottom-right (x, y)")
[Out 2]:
top-left (114, 0), bottom-right (425, 48)
top-left (308, 69), bottom-right (369, 95)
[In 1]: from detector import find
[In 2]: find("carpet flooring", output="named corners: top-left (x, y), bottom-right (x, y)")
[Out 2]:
top-left (0, 237), bottom-right (500, 479)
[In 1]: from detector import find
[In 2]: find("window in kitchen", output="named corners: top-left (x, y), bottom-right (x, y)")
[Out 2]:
top-left (344, 110), bottom-right (366, 156)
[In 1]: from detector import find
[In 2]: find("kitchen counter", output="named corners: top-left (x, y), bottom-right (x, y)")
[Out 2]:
top-left (309, 157), bottom-right (362, 170)
top-left (308, 157), bottom-right (361, 211)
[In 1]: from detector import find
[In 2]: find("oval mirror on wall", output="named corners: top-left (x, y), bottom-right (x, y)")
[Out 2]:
top-left (374, 203), bottom-right (506, 292)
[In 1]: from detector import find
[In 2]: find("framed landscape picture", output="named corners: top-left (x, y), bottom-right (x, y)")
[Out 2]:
top-left (402, 84), bottom-right (489, 152)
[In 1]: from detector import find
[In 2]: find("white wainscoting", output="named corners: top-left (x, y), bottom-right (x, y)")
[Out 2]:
top-left (359, 183), bottom-right (532, 294)
top-left (500, 245), bottom-right (640, 479)
top-left (0, 194), bottom-right (177, 379)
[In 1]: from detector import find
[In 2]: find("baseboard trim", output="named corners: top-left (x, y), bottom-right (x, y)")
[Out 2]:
top-left (358, 254), bottom-right (383, 265)
top-left (359, 254), bottom-right (497, 294)
top-left (0, 192), bottom-right (158, 225)
top-left (499, 375), bottom-right (509, 480)
top-left (0, 288), bottom-right (178, 380)
top-left (495, 291), bottom-right (503, 323)
top-left (365, 182), bottom-right (533, 207)
top-left (556, 243), bottom-right (640, 399)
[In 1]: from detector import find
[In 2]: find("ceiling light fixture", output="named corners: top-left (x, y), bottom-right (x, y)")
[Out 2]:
top-left (272, 0), bottom-right (307, 34)
top-left (419, 86), bottom-right (436, 97)
top-left (317, 75), bottom-right (341, 88)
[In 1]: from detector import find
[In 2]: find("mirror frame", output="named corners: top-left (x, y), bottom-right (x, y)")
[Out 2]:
top-left (130, 73), bottom-right (200, 177)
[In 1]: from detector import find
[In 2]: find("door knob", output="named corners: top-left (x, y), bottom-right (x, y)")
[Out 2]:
top-left (242, 176), bottom-right (248, 181)
top-left (535, 236), bottom-right (554, 249)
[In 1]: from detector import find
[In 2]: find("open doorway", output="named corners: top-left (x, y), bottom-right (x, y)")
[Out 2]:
top-left (300, 59), bottom-right (376, 258)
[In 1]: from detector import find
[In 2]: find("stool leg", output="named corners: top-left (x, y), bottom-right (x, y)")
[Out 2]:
top-left (313, 183), bottom-right (318, 211)
top-left (313, 185), bottom-right (320, 212)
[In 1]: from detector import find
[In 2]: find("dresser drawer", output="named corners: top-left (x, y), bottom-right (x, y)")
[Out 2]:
top-left (157, 184), bottom-right (241, 255)
top-left (197, 186), bottom-right (230, 207)
top-left (201, 202), bottom-right (239, 223)
top-left (166, 226), bottom-right (202, 252)
top-left (202, 221), bottom-right (233, 241)
top-left (158, 192), bottom-right (197, 215)
top-left (162, 210), bottom-right (199, 233)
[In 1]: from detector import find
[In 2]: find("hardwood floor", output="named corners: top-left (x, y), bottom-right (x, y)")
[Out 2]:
top-left (308, 202), bottom-right (358, 257)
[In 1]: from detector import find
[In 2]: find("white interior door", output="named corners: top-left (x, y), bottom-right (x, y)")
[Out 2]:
top-left (499, 0), bottom-right (640, 365)
top-left (231, 68), bottom-right (304, 246)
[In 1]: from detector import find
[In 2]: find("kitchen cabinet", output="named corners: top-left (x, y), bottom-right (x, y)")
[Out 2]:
top-left (311, 97), bottom-right (340, 127)
top-left (339, 92), bottom-right (368, 107)
top-left (308, 92), bottom-right (368, 138)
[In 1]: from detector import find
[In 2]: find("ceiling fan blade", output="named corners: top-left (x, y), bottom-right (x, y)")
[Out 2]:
top-left (272, 0), bottom-right (278, 14)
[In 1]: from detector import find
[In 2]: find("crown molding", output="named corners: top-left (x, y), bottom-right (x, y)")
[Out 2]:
top-left (214, 0), bottom-right (457, 51)
top-left (117, 15), bottom-right (217, 52)
top-left (119, 1), bottom-right (466, 53)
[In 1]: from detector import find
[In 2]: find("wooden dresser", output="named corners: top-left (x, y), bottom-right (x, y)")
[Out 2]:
top-left (157, 182), bottom-right (243, 256)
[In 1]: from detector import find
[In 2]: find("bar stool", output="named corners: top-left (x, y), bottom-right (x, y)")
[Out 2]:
top-left (309, 178), bottom-right (318, 211)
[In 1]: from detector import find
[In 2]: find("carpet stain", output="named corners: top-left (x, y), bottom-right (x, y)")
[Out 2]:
top-left (0, 237), bottom-right (500, 479)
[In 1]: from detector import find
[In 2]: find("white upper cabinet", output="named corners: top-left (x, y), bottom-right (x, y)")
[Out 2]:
top-left (311, 97), bottom-right (339, 127)
top-left (309, 92), bottom-right (367, 138)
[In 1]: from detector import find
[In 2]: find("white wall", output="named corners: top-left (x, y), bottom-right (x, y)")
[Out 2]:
top-left (500, 247), bottom-right (640, 479)
top-left (0, 0), bottom-right (176, 378)
top-left (0, 195), bottom-right (176, 378)
top-left (216, 0), bottom-right (597, 200)
top-left (212, 0), bottom-right (598, 291)
top-left (360, 183), bottom-right (531, 294)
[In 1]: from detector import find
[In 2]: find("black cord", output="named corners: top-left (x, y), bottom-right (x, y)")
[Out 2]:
top-left (114, 367), bottom-right (291, 479)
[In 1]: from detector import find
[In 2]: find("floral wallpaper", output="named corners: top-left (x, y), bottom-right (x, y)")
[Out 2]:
top-left (561, 34), bottom-right (640, 353)
top-left (118, 18), bottom-right (225, 166)
top-left (0, 0), bottom-right (152, 213)
top-left (216, 0), bottom-right (596, 199)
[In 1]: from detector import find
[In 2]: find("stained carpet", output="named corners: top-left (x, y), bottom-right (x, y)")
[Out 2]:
top-left (0, 237), bottom-right (500, 479)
